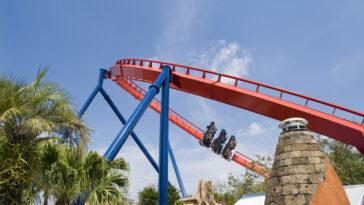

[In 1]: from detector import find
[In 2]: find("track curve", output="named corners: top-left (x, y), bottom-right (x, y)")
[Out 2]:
top-left (108, 58), bottom-right (364, 155)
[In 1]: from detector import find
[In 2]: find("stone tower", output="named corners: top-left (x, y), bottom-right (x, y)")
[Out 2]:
top-left (265, 118), bottom-right (350, 205)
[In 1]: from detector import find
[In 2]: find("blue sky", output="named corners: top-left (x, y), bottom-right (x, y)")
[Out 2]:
top-left (1, 0), bottom-right (364, 199)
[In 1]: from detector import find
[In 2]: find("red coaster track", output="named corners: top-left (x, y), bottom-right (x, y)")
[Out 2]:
top-left (106, 58), bottom-right (364, 176)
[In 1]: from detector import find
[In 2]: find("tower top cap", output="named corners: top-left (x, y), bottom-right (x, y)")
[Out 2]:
top-left (279, 117), bottom-right (308, 131)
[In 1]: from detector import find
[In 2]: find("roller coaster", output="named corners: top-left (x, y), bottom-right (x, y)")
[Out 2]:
top-left (78, 58), bottom-right (364, 205)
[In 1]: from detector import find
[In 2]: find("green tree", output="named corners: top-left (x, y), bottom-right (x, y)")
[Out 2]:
top-left (167, 185), bottom-right (182, 205)
top-left (319, 137), bottom-right (364, 185)
top-left (214, 155), bottom-right (272, 205)
top-left (138, 184), bottom-right (181, 205)
top-left (138, 185), bottom-right (158, 205)
top-left (0, 70), bottom-right (89, 204)
top-left (85, 151), bottom-right (129, 205)
top-left (214, 171), bottom-right (268, 205)
top-left (214, 183), bottom-right (236, 205)
top-left (36, 143), bottom-right (128, 205)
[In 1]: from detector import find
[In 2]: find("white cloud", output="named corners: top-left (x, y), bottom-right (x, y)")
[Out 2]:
top-left (237, 122), bottom-right (267, 137)
top-left (184, 40), bottom-right (253, 134)
top-left (247, 122), bottom-right (266, 136)
top-left (189, 40), bottom-right (252, 80)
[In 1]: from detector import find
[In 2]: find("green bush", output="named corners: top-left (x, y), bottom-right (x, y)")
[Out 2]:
top-left (138, 184), bottom-right (181, 205)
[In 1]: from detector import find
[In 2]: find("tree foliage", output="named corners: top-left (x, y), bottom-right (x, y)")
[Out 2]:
top-left (0, 70), bottom-right (129, 204)
top-left (138, 185), bottom-right (158, 205)
top-left (0, 70), bottom-right (89, 204)
top-left (36, 143), bottom-right (129, 205)
top-left (319, 136), bottom-right (364, 185)
top-left (214, 155), bottom-right (272, 205)
top-left (138, 184), bottom-right (181, 205)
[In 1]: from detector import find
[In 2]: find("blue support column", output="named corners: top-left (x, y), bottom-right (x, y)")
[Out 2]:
top-left (103, 67), bottom-right (171, 161)
top-left (168, 144), bottom-right (187, 198)
top-left (78, 69), bottom-right (106, 116)
top-left (99, 87), bottom-right (160, 173)
top-left (158, 66), bottom-right (171, 205)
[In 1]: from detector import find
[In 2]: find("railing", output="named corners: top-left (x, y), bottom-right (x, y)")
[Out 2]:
top-left (117, 58), bottom-right (364, 126)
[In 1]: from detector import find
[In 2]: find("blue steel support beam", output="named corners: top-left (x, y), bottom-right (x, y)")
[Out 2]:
top-left (78, 69), bottom-right (160, 173)
top-left (103, 67), bottom-right (171, 161)
top-left (99, 87), bottom-right (160, 173)
top-left (78, 69), bottom-right (106, 116)
top-left (168, 144), bottom-right (187, 198)
top-left (158, 66), bottom-right (171, 205)
top-left (75, 68), bottom-right (173, 205)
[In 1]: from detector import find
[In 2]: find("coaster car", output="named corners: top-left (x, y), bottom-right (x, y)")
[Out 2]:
top-left (221, 135), bottom-right (237, 160)
top-left (199, 121), bottom-right (217, 148)
top-left (211, 129), bottom-right (228, 155)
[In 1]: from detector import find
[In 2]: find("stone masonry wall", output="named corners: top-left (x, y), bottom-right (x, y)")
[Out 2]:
top-left (265, 131), bottom-right (326, 205)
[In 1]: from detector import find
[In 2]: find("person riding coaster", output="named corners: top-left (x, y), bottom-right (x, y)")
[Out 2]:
top-left (211, 129), bottom-right (228, 155)
top-left (199, 121), bottom-right (217, 148)
top-left (221, 135), bottom-right (237, 160)
top-left (200, 122), bottom-right (237, 160)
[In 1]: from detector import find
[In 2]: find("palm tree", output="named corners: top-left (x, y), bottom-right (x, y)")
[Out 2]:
top-left (37, 143), bottom-right (128, 205)
top-left (37, 142), bottom-right (65, 205)
top-left (80, 151), bottom-right (129, 205)
top-left (0, 70), bottom-right (89, 204)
